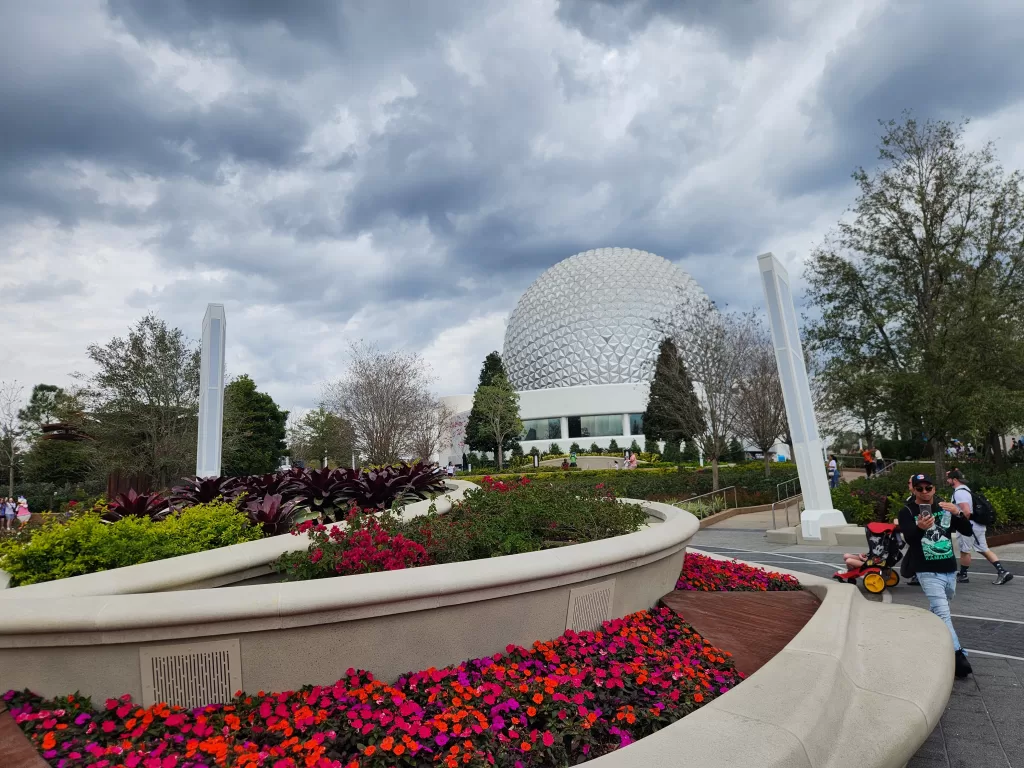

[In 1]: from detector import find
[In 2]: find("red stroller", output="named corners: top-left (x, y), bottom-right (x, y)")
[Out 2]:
top-left (833, 521), bottom-right (905, 594)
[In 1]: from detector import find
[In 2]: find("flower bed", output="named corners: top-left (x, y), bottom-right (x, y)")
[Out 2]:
top-left (675, 552), bottom-right (801, 592)
top-left (275, 478), bottom-right (649, 581)
top-left (6, 607), bottom-right (742, 768)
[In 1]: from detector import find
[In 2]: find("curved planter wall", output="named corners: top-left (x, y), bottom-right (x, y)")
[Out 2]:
top-left (592, 551), bottom-right (953, 768)
top-left (0, 499), bottom-right (697, 705)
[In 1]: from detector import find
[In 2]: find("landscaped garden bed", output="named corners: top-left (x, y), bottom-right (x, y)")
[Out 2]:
top-left (5, 555), bottom-right (802, 768)
top-left (0, 464), bottom-right (449, 588)
top-left (274, 476), bottom-right (648, 581)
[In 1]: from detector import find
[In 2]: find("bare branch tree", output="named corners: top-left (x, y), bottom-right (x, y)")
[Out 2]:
top-left (409, 399), bottom-right (457, 464)
top-left (667, 300), bottom-right (754, 490)
top-left (0, 381), bottom-right (25, 497)
top-left (734, 317), bottom-right (787, 477)
top-left (322, 343), bottom-right (435, 466)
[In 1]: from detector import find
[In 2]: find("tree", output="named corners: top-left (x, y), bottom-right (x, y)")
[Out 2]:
top-left (734, 318), bottom-right (788, 477)
top-left (408, 400), bottom-right (457, 464)
top-left (607, 439), bottom-right (620, 454)
top-left (222, 375), bottom-right (288, 476)
top-left (17, 384), bottom-right (81, 437)
top-left (322, 343), bottom-right (435, 466)
top-left (23, 439), bottom-right (94, 486)
top-left (472, 371), bottom-right (522, 470)
top-left (80, 314), bottom-right (201, 487)
top-left (466, 352), bottom-right (519, 457)
top-left (641, 338), bottom-right (704, 449)
top-left (726, 437), bottom-right (746, 464)
top-left (0, 381), bottom-right (24, 496)
top-left (665, 301), bottom-right (754, 489)
top-left (806, 115), bottom-right (1024, 479)
top-left (629, 439), bottom-right (641, 455)
top-left (548, 442), bottom-right (562, 456)
top-left (287, 406), bottom-right (354, 469)
top-left (681, 440), bottom-right (699, 462)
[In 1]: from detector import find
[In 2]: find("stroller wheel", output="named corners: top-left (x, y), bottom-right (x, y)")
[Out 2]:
top-left (863, 572), bottom-right (886, 594)
top-left (885, 570), bottom-right (900, 588)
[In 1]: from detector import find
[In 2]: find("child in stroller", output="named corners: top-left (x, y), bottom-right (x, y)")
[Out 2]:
top-left (834, 521), bottom-right (905, 593)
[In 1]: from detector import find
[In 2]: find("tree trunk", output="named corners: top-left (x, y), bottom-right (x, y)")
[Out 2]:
top-left (763, 451), bottom-right (771, 478)
top-left (986, 427), bottom-right (1003, 466)
top-left (497, 445), bottom-right (503, 471)
top-left (711, 457), bottom-right (720, 491)
top-left (932, 439), bottom-right (946, 485)
top-left (8, 456), bottom-right (13, 498)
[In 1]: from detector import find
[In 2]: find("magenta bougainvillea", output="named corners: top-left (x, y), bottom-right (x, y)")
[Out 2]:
top-left (676, 552), bottom-right (801, 592)
top-left (6, 608), bottom-right (743, 768)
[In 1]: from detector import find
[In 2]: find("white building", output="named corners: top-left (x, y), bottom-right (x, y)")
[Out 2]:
top-left (440, 247), bottom-right (718, 462)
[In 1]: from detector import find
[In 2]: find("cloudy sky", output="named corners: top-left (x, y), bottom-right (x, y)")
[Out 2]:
top-left (3, 0), bottom-right (1023, 414)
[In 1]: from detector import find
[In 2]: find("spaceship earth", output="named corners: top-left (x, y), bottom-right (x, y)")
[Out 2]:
top-left (502, 247), bottom-right (710, 391)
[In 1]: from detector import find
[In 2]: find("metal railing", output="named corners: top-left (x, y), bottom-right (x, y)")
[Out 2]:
top-left (771, 493), bottom-right (804, 530)
top-left (776, 476), bottom-right (801, 502)
top-left (674, 486), bottom-right (739, 520)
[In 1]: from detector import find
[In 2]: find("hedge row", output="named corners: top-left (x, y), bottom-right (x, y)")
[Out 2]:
top-left (463, 464), bottom-right (799, 505)
top-left (831, 464), bottom-right (1024, 528)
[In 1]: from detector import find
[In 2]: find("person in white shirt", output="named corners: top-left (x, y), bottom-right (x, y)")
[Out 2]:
top-left (873, 447), bottom-right (884, 474)
top-left (827, 454), bottom-right (839, 488)
top-left (947, 469), bottom-right (1013, 585)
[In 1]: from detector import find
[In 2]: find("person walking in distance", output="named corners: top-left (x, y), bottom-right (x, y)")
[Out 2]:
top-left (861, 446), bottom-right (874, 478)
top-left (874, 446), bottom-right (884, 475)
top-left (948, 470), bottom-right (1013, 586)
top-left (898, 474), bottom-right (975, 678)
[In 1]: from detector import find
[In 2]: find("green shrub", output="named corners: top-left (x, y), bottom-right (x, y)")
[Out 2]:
top-left (0, 501), bottom-right (261, 587)
top-left (629, 440), bottom-right (641, 455)
top-left (589, 443), bottom-right (602, 455)
top-left (983, 487), bottom-right (1024, 527)
top-left (608, 439), bottom-right (620, 454)
top-left (461, 465), bottom-right (798, 504)
top-left (831, 485), bottom-right (875, 526)
top-left (397, 479), bottom-right (648, 564)
top-left (548, 443), bottom-right (562, 457)
top-left (569, 443), bottom-right (581, 454)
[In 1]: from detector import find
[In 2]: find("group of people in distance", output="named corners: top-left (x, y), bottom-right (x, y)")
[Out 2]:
top-left (843, 469), bottom-right (1013, 679)
top-left (2, 496), bottom-right (30, 530)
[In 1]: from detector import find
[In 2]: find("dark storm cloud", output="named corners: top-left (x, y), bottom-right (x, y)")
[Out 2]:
top-left (776, 0), bottom-right (1024, 197)
top-left (556, 0), bottom-right (796, 49)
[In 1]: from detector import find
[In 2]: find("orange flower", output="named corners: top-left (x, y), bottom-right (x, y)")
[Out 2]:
top-left (363, 745), bottom-right (376, 756)
top-left (526, 707), bottom-right (537, 717)
top-left (381, 736), bottom-right (395, 751)
top-left (532, 693), bottom-right (543, 704)
top-left (694, 693), bottom-right (704, 703)
top-left (394, 744), bottom-right (406, 756)
top-left (521, 741), bottom-right (532, 751)
top-left (41, 732), bottom-right (56, 750)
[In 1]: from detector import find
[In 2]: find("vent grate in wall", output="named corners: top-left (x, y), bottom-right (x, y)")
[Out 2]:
top-left (140, 639), bottom-right (242, 709)
top-left (565, 580), bottom-right (615, 633)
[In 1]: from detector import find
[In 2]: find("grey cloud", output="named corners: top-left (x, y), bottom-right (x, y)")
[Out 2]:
top-left (556, 0), bottom-right (798, 49)
top-left (778, 0), bottom-right (1024, 197)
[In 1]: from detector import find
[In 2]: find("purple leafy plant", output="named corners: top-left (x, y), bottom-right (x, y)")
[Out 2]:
top-left (103, 490), bottom-right (171, 522)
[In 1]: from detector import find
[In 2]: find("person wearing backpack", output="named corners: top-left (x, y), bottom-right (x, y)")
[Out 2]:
top-left (947, 469), bottom-right (1013, 586)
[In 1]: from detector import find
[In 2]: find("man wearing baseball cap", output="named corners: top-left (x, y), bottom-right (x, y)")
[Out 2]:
top-left (897, 473), bottom-right (976, 678)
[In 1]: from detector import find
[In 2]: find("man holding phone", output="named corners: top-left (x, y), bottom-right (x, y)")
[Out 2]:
top-left (897, 473), bottom-right (976, 678)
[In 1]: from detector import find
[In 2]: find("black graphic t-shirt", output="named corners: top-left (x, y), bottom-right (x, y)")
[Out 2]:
top-left (898, 497), bottom-right (974, 574)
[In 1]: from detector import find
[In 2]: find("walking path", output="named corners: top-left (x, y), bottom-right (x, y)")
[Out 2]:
top-left (692, 525), bottom-right (1024, 767)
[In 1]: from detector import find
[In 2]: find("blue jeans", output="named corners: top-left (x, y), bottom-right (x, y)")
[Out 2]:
top-left (917, 571), bottom-right (961, 651)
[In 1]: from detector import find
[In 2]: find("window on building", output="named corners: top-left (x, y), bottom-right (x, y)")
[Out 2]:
top-left (628, 413), bottom-right (644, 435)
top-left (567, 414), bottom-right (624, 439)
top-left (521, 418), bottom-right (562, 441)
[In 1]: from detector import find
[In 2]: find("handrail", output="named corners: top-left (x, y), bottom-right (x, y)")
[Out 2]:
top-left (776, 476), bottom-right (801, 502)
top-left (675, 486), bottom-right (738, 520)
top-left (770, 493), bottom-right (803, 530)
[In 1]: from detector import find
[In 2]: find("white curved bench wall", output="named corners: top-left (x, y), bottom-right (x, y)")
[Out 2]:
top-left (0, 499), bottom-right (696, 704)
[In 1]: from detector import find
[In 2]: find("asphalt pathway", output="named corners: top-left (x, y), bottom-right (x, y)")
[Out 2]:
top-left (691, 527), bottom-right (1024, 767)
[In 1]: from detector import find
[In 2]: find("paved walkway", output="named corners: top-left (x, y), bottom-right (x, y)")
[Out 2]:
top-left (692, 525), bottom-right (1024, 767)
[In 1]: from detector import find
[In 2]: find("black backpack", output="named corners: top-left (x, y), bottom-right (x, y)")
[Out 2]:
top-left (970, 489), bottom-right (995, 526)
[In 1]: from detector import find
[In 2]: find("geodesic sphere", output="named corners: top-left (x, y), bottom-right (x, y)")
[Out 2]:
top-left (502, 247), bottom-right (709, 391)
